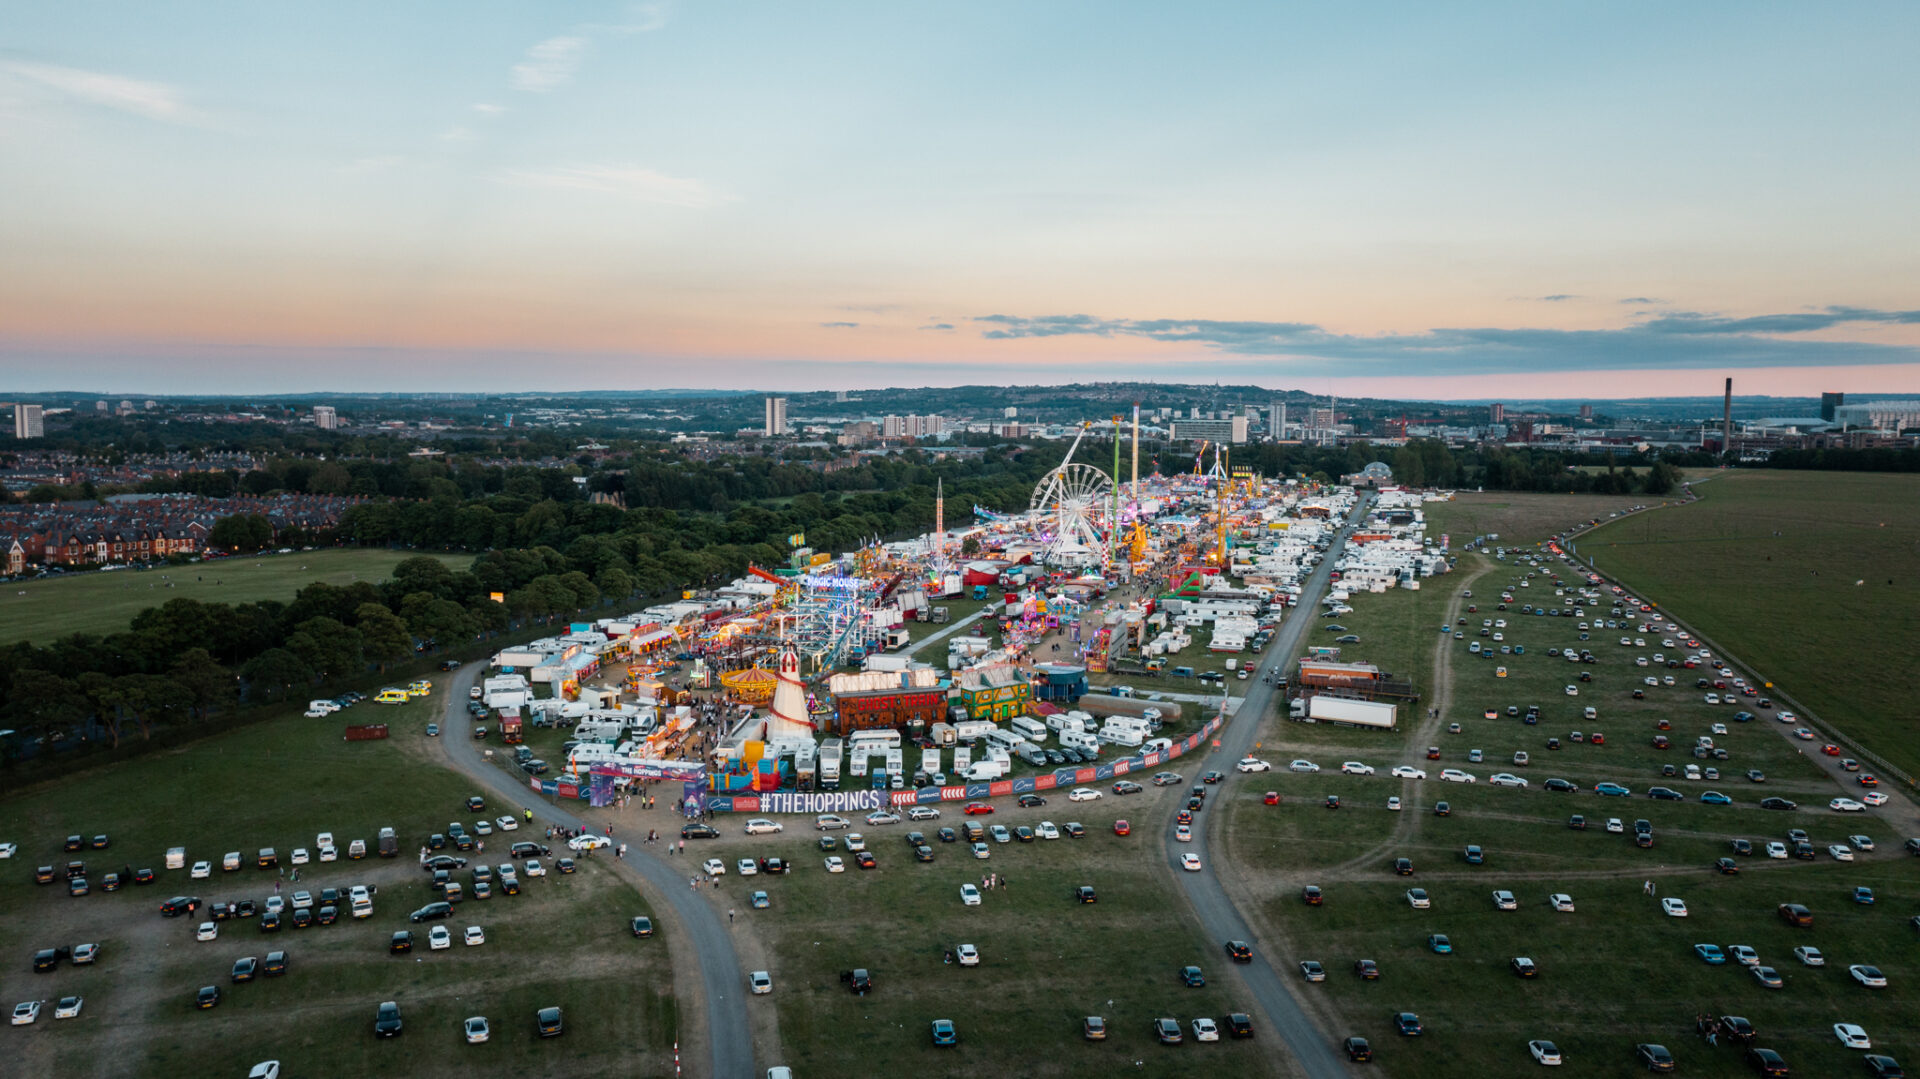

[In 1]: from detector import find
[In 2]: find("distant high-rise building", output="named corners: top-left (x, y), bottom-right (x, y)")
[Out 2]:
top-left (1489, 402), bottom-right (1505, 423)
top-left (312, 405), bottom-right (339, 430)
top-left (1578, 404), bottom-right (1593, 420)
top-left (95, 400), bottom-right (109, 412)
top-left (1820, 392), bottom-right (1845, 422)
top-left (882, 414), bottom-right (944, 438)
top-left (1271, 401), bottom-right (1288, 439)
top-left (13, 404), bottom-right (45, 439)
top-left (1833, 400), bottom-right (1920, 432)
top-left (1170, 416), bottom-right (1248, 444)
top-left (834, 389), bottom-right (848, 403)
top-left (763, 396), bottom-right (788, 436)
top-left (1003, 406), bottom-right (1017, 419)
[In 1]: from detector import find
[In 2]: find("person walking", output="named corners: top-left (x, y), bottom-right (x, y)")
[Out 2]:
top-left (729, 908), bottom-right (735, 924)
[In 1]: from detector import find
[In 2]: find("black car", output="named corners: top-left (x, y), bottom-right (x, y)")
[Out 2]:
top-left (196, 985), bottom-right (221, 1009)
top-left (64, 835), bottom-right (84, 852)
top-left (1864, 1055), bottom-right (1904, 1078)
top-left (232, 956), bottom-right (257, 982)
top-left (410, 902), bottom-right (453, 923)
top-left (1017, 794), bottom-right (1047, 807)
top-left (33, 948), bottom-right (59, 973)
top-left (936, 827), bottom-right (957, 843)
top-left (510, 842), bottom-right (551, 858)
top-left (1720, 1015), bottom-right (1755, 1043)
top-left (1715, 857), bottom-right (1739, 875)
top-left (1745, 1047), bottom-right (1789, 1077)
top-left (390, 931), bottom-right (413, 953)
top-left (844, 968), bottom-right (872, 994)
top-left (1760, 797), bottom-right (1798, 811)
top-left (680, 824), bottom-right (719, 840)
top-left (1344, 1036), bottom-right (1372, 1061)
top-left (914, 845), bottom-right (934, 862)
top-left (160, 895), bottom-right (201, 917)
top-left (1731, 839), bottom-right (1753, 856)
top-left (1075, 885), bottom-right (1098, 904)
top-left (1545, 778), bottom-right (1576, 792)
top-left (556, 858), bottom-right (576, 874)
top-left (1225, 940), bottom-right (1253, 962)
top-left (1648, 787), bottom-right (1684, 801)
top-left (1636, 1043), bottom-right (1675, 1073)
top-left (133, 867), bottom-right (156, 885)
top-left (260, 911), bottom-right (282, 931)
top-left (465, 796), bottom-right (486, 812)
top-left (423, 855), bottom-right (468, 871)
top-left (631, 916), bottom-right (653, 937)
top-left (1394, 857), bottom-right (1414, 875)
top-left (1202, 771), bottom-right (1226, 785)
top-left (91, 835), bottom-right (110, 850)
top-left (1394, 1012), bottom-right (1423, 1036)
top-left (375, 1001), bottom-right (403, 1038)
top-left (537, 1006), bottom-right (564, 1038)
top-left (1225, 1012), bottom-right (1253, 1039)
top-left (263, 951), bottom-right (288, 975)
top-left (428, 833), bottom-right (447, 851)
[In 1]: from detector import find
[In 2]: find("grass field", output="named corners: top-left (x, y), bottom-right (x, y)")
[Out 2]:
top-left (0, 699), bottom-right (674, 1078)
top-left (0, 548), bottom-right (472, 646)
top-left (1585, 470), bottom-right (1920, 777)
top-left (1426, 492), bottom-right (1662, 547)
top-left (1221, 533), bottom-right (1920, 1077)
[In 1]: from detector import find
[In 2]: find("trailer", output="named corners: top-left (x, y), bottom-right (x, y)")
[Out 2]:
top-left (1076, 693), bottom-right (1184, 723)
top-left (1302, 696), bottom-right (1398, 730)
top-left (344, 724), bottom-right (390, 741)
top-left (498, 708), bottom-right (524, 745)
top-left (818, 739), bottom-right (844, 788)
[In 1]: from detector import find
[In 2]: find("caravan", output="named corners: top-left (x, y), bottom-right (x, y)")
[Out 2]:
top-left (1009, 716), bottom-right (1048, 743)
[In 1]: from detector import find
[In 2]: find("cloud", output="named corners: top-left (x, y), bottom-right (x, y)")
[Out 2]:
top-left (920, 323), bottom-right (956, 331)
top-left (587, 2), bottom-right (672, 34)
top-left (0, 60), bottom-right (198, 124)
top-left (511, 36), bottom-right (588, 93)
top-left (439, 126), bottom-right (476, 143)
top-left (1536, 294), bottom-right (1577, 302)
top-left (499, 164), bottom-right (729, 207)
top-left (1618, 297), bottom-right (1669, 305)
top-left (472, 102), bottom-right (505, 115)
top-left (966, 308), bottom-right (1920, 376)
top-left (821, 321), bottom-right (860, 329)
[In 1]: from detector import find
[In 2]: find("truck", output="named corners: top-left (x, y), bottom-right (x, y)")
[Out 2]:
top-left (1076, 693), bottom-right (1183, 724)
top-left (818, 739), bottom-right (843, 788)
top-left (970, 584), bottom-right (990, 601)
top-left (929, 606), bottom-right (950, 624)
top-left (377, 827), bottom-right (398, 858)
top-left (344, 724), bottom-right (390, 741)
top-left (499, 709), bottom-right (524, 745)
top-left (1299, 696), bottom-right (1398, 730)
top-left (961, 759), bottom-right (1005, 782)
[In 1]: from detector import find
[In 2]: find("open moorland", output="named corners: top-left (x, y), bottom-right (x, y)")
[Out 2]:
top-left (0, 697), bottom-right (674, 1079)
top-left (1426, 491), bottom-right (1660, 547)
top-left (1585, 469), bottom-right (1920, 778)
top-left (0, 549), bottom-right (472, 646)
top-left (1220, 537), bottom-right (1918, 1077)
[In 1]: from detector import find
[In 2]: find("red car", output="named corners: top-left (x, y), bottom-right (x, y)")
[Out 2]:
top-left (1590, 733), bottom-right (1605, 745)
top-left (1303, 885), bottom-right (1323, 906)
top-left (854, 850), bottom-right (876, 869)
top-left (1822, 744), bottom-right (1841, 757)
top-left (1112, 820), bottom-right (1130, 836)
top-left (1426, 747), bottom-right (1442, 760)
top-left (963, 803), bottom-right (994, 816)
top-left (1859, 775), bottom-right (1879, 788)
top-left (1263, 791), bottom-right (1280, 806)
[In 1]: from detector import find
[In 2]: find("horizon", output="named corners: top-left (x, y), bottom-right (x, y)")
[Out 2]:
top-left (4, 3), bottom-right (1917, 396)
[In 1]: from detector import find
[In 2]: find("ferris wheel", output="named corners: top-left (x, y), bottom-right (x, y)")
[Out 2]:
top-left (1030, 426), bottom-right (1115, 566)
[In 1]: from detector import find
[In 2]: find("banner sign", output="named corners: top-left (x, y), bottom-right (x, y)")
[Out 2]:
top-left (706, 716), bottom-right (1222, 813)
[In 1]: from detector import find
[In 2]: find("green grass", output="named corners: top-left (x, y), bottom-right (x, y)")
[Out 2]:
top-left (0, 701), bottom-right (673, 1078)
top-left (741, 806), bottom-right (1284, 1079)
top-left (1426, 492), bottom-right (1661, 547)
top-left (1584, 470), bottom-right (1920, 776)
top-left (0, 548), bottom-right (472, 645)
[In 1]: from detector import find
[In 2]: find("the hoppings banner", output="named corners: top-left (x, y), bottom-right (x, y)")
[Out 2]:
top-left (706, 715), bottom-right (1224, 814)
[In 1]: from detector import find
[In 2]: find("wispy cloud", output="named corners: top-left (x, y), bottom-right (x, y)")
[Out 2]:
top-left (0, 60), bottom-right (199, 124)
top-left (1619, 296), bottom-right (1669, 305)
top-left (821, 321), bottom-right (860, 329)
top-left (964, 308), bottom-right (1920, 376)
top-left (472, 102), bottom-right (505, 115)
top-left (500, 164), bottom-right (729, 208)
top-left (586, 2), bottom-right (672, 34)
top-left (920, 323), bottom-right (956, 331)
top-left (511, 36), bottom-right (588, 93)
top-left (439, 126), bottom-right (476, 143)
top-left (1535, 294), bottom-right (1577, 302)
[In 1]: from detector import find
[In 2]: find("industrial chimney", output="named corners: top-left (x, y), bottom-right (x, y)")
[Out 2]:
top-left (1722, 378), bottom-right (1733, 455)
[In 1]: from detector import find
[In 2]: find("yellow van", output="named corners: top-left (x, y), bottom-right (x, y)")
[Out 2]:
top-left (407, 680), bottom-right (433, 697)
top-left (375, 689), bottom-right (410, 705)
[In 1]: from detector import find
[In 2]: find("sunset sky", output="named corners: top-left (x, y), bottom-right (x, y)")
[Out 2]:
top-left (2, 2), bottom-right (1916, 398)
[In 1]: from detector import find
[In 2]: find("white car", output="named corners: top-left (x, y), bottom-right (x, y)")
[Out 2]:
top-left (0, 842), bottom-right (14, 859)
top-left (429, 925), bottom-right (451, 950)
top-left (316, 831), bottom-right (334, 849)
top-left (472, 820), bottom-right (492, 836)
top-left (1794, 946), bottom-right (1825, 966)
top-left (823, 856), bottom-right (844, 873)
top-left (1035, 821), bottom-right (1059, 840)
top-left (1828, 844), bottom-right (1855, 861)
top-left (959, 883), bottom-right (981, 906)
top-left (265, 895), bottom-right (284, 915)
top-left (703, 858), bottom-right (726, 876)
top-left (844, 834), bottom-right (866, 852)
top-left (1661, 897), bottom-right (1688, 917)
top-left (1238, 757), bottom-right (1273, 773)
top-left (1487, 773), bottom-right (1528, 788)
top-left (197, 921), bottom-right (219, 941)
top-left (749, 970), bottom-right (772, 995)
top-left (1834, 1022), bottom-right (1871, 1049)
top-left (1528, 1039), bottom-right (1562, 1065)
top-left (524, 860), bottom-right (545, 877)
top-left (318, 844), bottom-right (337, 862)
top-left (11, 1001), bottom-right (40, 1026)
top-left (53, 996), bottom-right (82, 1020)
top-left (1180, 853), bottom-right (1202, 872)
top-left (1175, 825), bottom-right (1193, 842)
top-left (1564, 685), bottom-right (1578, 696)
top-left (743, 819), bottom-right (784, 835)
top-left (1729, 945), bottom-right (1759, 966)
top-left (1492, 890), bottom-right (1518, 911)
top-left (568, 835), bottom-right (612, 851)
top-left (906, 806), bottom-right (941, 821)
top-left (1288, 760), bottom-right (1320, 773)
top-left (1710, 723), bottom-right (1728, 736)
top-left (1339, 761), bottom-right (1374, 776)
top-left (864, 810), bottom-right (901, 826)
top-left (1439, 769), bottom-right (1477, 784)
top-left (191, 860), bottom-right (212, 879)
top-left (463, 1017), bottom-right (489, 1044)
top-left (1390, 766), bottom-right (1427, 780)
top-left (737, 859), bottom-right (758, 876)
top-left (1830, 798), bottom-right (1866, 813)
top-left (1191, 1017), bottom-right (1220, 1042)
top-left (464, 926), bottom-right (485, 946)
top-left (1068, 788), bottom-right (1102, 802)
top-left (488, 816), bottom-right (515, 832)
top-left (291, 848), bottom-right (309, 865)
top-left (1387, 796), bottom-right (1401, 811)
top-left (1766, 841), bottom-right (1788, 859)
top-left (956, 943), bottom-right (979, 967)
top-left (1850, 835), bottom-right (1875, 851)
top-left (1850, 964), bottom-right (1888, 988)
top-left (1550, 893), bottom-right (1575, 913)
top-left (1405, 888), bottom-right (1431, 909)
top-left (1863, 792), bottom-right (1889, 806)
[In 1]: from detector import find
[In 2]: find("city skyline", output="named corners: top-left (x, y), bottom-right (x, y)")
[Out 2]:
top-left (3, 2), bottom-right (1917, 397)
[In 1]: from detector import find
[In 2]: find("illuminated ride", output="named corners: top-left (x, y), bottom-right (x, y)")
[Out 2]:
top-left (1030, 424), bottom-right (1115, 569)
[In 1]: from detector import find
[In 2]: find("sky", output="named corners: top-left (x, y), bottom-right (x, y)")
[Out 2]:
top-left (2, 1), bottom-right (1917, 399)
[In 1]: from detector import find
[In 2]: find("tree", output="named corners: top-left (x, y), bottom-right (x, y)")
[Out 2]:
top-left (354, 604), bottom-right (413, 671)
top-left (170, 648), bottom-right (237, 719)
top-left (960, 535), bottom-right (982, 557)
top-left (241, 648), bottom-right (310, 703)
top-left (207, 514), bottom-right (273, 553)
